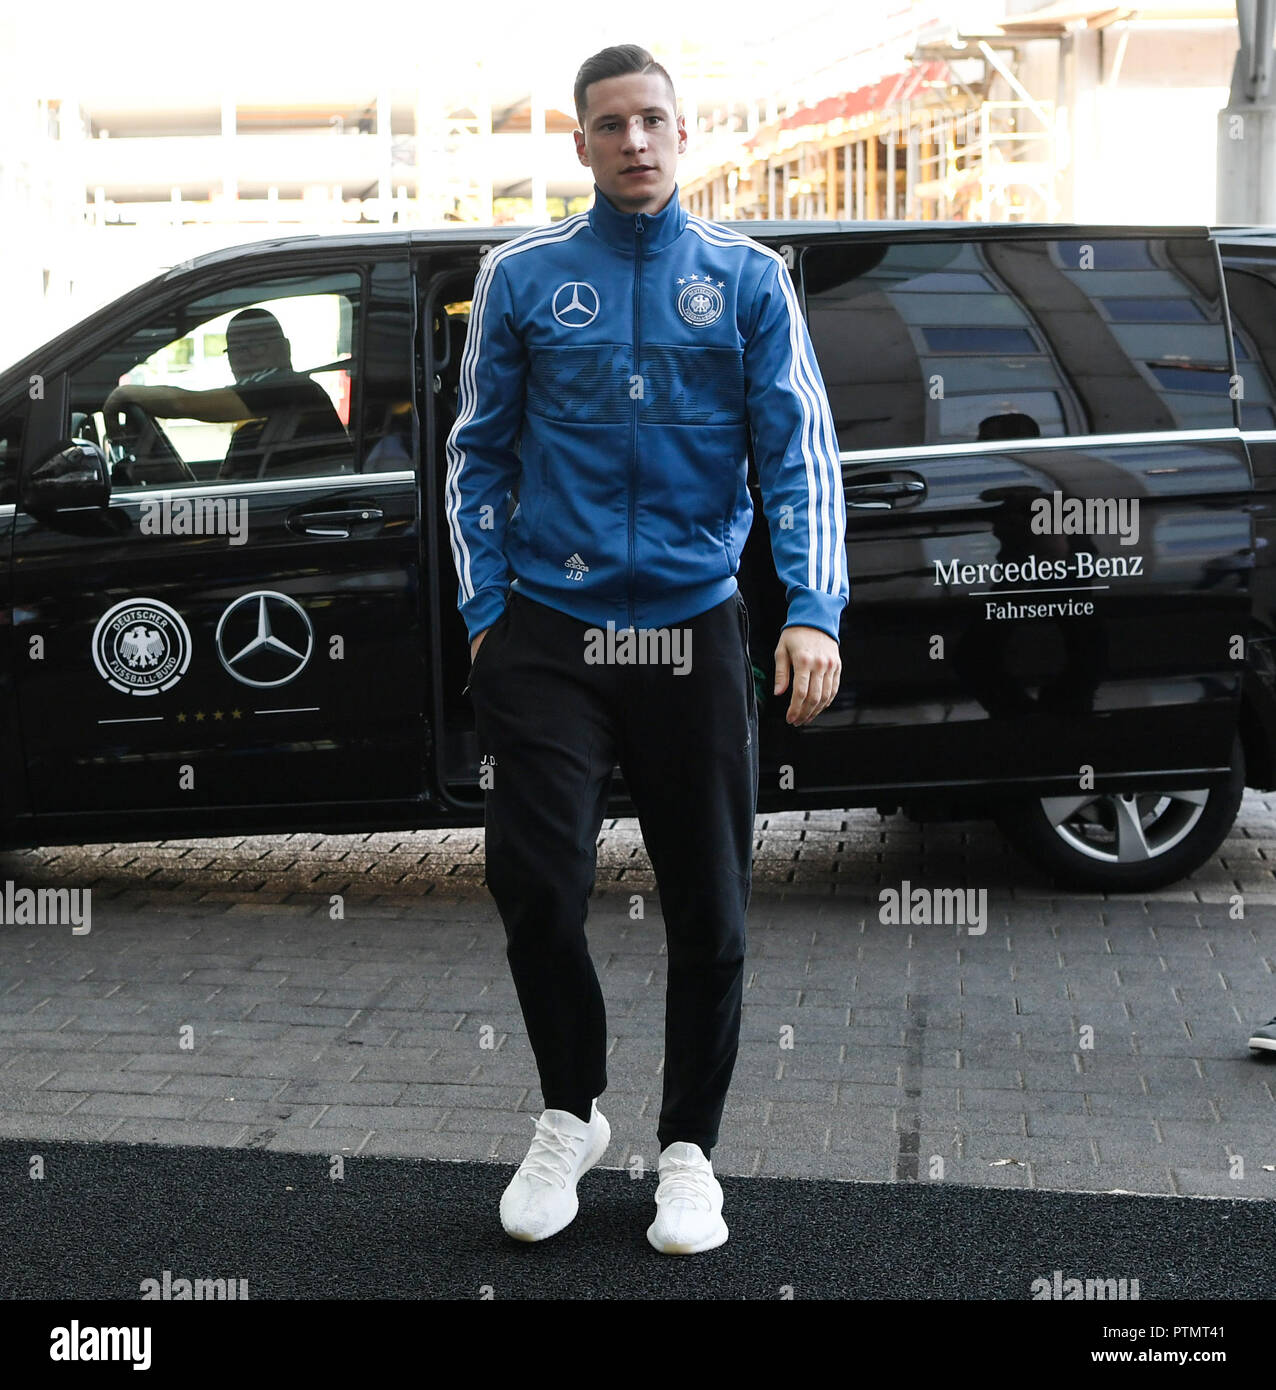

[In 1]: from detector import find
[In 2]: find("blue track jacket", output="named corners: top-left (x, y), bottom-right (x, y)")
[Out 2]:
top-left (445, 182), bottom-right (849, 644)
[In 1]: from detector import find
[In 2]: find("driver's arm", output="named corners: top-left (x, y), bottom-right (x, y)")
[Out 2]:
top-left (104, 383), bottom-right (255, 423)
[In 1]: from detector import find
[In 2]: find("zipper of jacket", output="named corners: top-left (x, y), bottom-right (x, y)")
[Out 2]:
top-left (629, 210), bottom-right (644, 631)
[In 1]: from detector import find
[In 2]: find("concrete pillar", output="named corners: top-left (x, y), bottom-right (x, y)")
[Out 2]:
top-left (531, 84), bottom-right (546, 223)
top-left (1218, 1), bottom-right (1276, 221)
top-left (886, 122), bottom-right (896, 219)
top-left (475, 60), bottom-right (493, 227)
top-left (1218, 105), bottom-right (1276, 220)
top-left (377, 90), bottom-right (393, 224)
top-left (1065, 26), bottom-right (1102, 221)
top-left (58, 91), bottom-right (85, 240)
top-left (867, 132), bottom-right (879, 219)
top-left (414, 55), bottom-right (435, 225)
top-left (220, 91), bottom-right (236, 208)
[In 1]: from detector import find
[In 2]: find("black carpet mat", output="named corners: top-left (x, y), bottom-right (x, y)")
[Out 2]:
top-left (2, 1138), bottom-right (1274, 1301)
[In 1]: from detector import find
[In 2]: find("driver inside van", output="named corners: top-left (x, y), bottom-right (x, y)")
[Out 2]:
top-left (103, 307), bottom-right (349, 481)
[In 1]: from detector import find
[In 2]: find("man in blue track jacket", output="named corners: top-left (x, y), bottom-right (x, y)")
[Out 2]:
top-left (446, 43), bottom-right (848, 1255)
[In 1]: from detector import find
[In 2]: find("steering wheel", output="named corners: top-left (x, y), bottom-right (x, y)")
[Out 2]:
top-left (104, 400), bottom-right (197, 485)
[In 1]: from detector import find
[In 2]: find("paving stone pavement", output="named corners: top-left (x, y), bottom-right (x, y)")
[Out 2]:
top-left (1, 794), bottom-right (1274, 1198)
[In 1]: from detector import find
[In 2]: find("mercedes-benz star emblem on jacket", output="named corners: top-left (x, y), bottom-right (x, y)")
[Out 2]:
top-left (552, 282), bottom-right (600, 327)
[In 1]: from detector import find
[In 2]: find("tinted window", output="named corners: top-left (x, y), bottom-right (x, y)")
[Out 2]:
top-left (804, 236), bottom-right (1233, 451)
top-left (0, 397), bottom-right (26, 506)
top-left (66, 269), bottom-right (404, 491)
top-left (1100, 297), bottom-right (1205, 322)
top-left (1052, 239), bottom-right (1157, 270)
top-left (1224, 263), bottom-right (1276, 432)
top-left (923, 327), bottom-right (1038, 354)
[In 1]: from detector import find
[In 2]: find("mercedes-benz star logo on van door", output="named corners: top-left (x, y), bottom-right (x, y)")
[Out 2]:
top-left (215, 591), bottom-right (313, 688)
top-left (552, 282), bottom-right (600, 327)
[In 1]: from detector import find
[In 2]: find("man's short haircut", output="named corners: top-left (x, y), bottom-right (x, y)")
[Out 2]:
top-left (226, 307), bottom-right (285, 350)
top-left (574, 44), bottom-right (677, 130)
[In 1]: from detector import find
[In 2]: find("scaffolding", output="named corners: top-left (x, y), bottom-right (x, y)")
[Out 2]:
top-left (909, 98), bottom-right (1060, 222)
top-left (680, 46), bottom-right (1061, 224)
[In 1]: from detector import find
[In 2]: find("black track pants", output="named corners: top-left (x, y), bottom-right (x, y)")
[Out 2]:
top-left (467, 589), bottom-right (760, 1156)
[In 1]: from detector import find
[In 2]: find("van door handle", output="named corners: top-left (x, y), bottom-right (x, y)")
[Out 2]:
top-left (844, 479), bottom-right (926, 510)
top-left (286, 506), bottom-right (384, 538)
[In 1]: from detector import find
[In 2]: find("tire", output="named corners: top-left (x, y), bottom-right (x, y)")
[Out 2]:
top-left (994, 735), bottom-right (1245, 892)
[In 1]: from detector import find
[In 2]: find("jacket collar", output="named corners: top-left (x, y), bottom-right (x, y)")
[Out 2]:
top-left (588, 181), bottom-right (687, 254)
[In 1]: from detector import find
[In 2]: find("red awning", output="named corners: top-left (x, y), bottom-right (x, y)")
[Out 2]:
top-left (743, 61), bottom-right (951, 150)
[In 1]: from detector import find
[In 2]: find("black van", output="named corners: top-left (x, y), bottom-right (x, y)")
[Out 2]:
top-left (1, 220), bottom-right (1272, 892)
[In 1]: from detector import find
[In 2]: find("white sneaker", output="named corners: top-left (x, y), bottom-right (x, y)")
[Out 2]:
top-left (500, 1100), bottom-right (610, 1241)
top-left (647, 1141), bottom-right (729, 1254)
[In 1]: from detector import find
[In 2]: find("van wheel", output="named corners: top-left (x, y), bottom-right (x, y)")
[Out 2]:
top-left (994, 736), bottom-right (1245, 892)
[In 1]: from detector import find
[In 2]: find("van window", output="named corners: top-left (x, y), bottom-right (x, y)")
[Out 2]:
top-left (0, 398), bottom-right (26, 505)
top-left (804, 236), bottom-right (1233, 451)
top-left (1224, 264), bottom-right (1276, 431)
top-left (64, 269), bottom-right (404, 491)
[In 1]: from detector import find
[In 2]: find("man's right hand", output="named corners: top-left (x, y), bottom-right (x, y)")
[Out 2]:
top-left (470, 628), bottom-right (489, 664)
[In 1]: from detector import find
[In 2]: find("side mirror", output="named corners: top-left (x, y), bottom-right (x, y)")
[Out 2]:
top-left (21, 439), bottom-right (110, 512)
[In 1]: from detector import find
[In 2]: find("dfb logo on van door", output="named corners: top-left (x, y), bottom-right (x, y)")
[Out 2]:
top-left (92, 598), bottom-right (192, 696)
